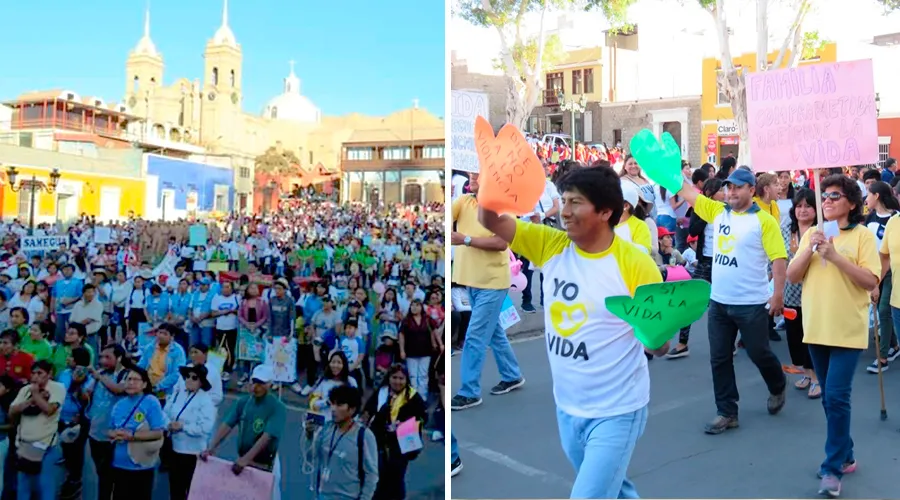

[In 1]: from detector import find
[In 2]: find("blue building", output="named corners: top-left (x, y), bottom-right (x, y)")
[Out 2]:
top-left (143, 154), bottom-right (234, 220)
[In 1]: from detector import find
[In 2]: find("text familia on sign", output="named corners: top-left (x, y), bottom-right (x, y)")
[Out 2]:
top-left (20, 236), bottom-right (67, 252)
top-left (744, 59), bottom-right (879, 172)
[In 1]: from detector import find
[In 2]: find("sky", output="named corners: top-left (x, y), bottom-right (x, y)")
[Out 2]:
top-left (0, 0), bottom-right (446, 118)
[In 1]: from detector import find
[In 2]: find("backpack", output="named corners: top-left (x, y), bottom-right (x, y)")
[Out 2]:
top-left (356, 425), bottom-right (366, 490)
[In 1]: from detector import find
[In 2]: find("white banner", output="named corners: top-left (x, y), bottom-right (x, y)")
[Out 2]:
top-left (451, 90), bottom-right (490, 173)
top-left (20, 235), bottom-right (67, 252)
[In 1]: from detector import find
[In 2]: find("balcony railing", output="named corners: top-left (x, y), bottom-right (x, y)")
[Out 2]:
top-left (11, 118), bottom-right (128, 138)
top-left (544, 89), bottom-right (560, 106)
top-left (341, 157), bottom-right (444, 171)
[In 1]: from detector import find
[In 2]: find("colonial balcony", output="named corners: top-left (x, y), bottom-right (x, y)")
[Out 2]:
top-left (544, 89), bottom-right (560, 106)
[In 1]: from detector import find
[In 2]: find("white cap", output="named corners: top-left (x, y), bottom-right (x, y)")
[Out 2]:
top-left (620, 181), bottom-right (639, 209)
top-left (251, 365), bottom-right (274, 383)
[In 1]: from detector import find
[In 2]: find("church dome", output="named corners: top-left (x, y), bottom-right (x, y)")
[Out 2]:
top-left (262, 62), bottom-right (321, 123)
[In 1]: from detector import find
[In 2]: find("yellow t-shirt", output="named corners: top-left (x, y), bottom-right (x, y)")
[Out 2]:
top-left (13, 381), bottom-right (65, 447)
top-left (798, 224), bottom-right (880, 349)
top-left (509, 219), bottom-right (661, 418)
top-left (753, 197), bottom-right (780, 222)
top-left (879, 216), bottom-right (900, 307)
top-left (614, 216), bottom-right (652, 254)
top-left (451, 195), bottom-right (510, 290)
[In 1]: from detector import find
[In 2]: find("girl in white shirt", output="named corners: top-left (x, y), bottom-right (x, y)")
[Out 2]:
top-left (209, 281), bottom-right (240, 379)
top-left (125, 274), bottom-right (149, 334)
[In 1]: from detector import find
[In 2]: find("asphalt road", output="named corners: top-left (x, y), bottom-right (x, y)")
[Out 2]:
top-left (450, 313), bottom-right (900, 499)
top-left (73, 390), bottom-right (446, 499)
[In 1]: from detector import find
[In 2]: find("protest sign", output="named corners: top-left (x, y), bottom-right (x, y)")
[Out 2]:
top-left (264, 337), bottom-right (297, 383)
top-left (630, 130), bottom-right (684, 194)
top-left (20, 235), bottom-right (67, 252)
top-left (189, 224), bottom-right (208, 246)
top-left (188, 456), bottom-right (274, 500)
top-left (498, 295), bottom-right (521, 330)
top-left (474, 116), bottom-right (545, 215)
top-left (605, 280), bottom-right (712, 350)
top-left (237, 328), bottom-right (265, 362)
top-left (745, 59), bottom-right (879, 172)
top-left (397, 417), bottom-right (423, 455)
top-left (93, 227), bottom-right (112, 244)
top-left (451, 90), bottom-right (490, 173)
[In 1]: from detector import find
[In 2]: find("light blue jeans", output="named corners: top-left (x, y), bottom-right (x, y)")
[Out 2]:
top-left (456, 287), bottom-right (522, 399)
top-left (451, 433), bottom-right (459, 462)
top-left (557, 405), bottom-right (648, 499)
top-left (17, 443), bottom-right (62, 500)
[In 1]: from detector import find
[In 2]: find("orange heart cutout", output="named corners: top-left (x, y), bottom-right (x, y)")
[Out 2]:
top-left (474, 116), bottom-right (545, 216)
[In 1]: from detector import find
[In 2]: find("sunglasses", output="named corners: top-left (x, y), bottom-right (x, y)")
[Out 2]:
top-left (821, 192), bottom-right (846, 201)
top-left (186, 374), bottom-right (199, 381)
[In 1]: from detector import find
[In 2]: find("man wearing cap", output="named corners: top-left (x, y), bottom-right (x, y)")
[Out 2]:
top-left (52, 263), bottom-right (84, 343)
top-left (202, 364), bottom-right (286, 500)
top-left (668, 168), bottom-right (788, 434)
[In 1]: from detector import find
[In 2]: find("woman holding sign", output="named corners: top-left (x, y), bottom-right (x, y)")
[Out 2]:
top-left (479, 166), bottom-right (667, 498)
top-left (786, 175), bottom-right (880, 498)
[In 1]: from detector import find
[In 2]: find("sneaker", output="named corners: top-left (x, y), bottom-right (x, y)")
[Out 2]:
top-left (450, 395), bottom-right (483, 411)
top-left (703, 415), bottom-right (739, 435)
top-left (775, 319), bottom-right (786, 330)
top-left (239, 374), bottom-right (250, 385)
top-left (817, 461), bottom-right (857, 479)
top-left (451, 349), bottom-right (459, 357)
top-left (818, 475), bottom-right (841, 498)
top-left (431, 430), bottom-right (444, 442)
top-left (521, 303), bottom-right (537, 314)
top-left (451, 457), bottom-right (463, 477)
top-left (221, 372), bottom-right (231, 383)
top-left (666, 345), bottom-right (690, 359)
top-left (290, 382), bottom-right (304, 394)
top-left (490, 378), bottom-right (525, 395)
top-left (888, 346), bottom-right (900, 362)
top-left (768, 389), bottom-right (786, 415)
top-left (300, 385), bottom-right (314, 396)
top-left (866, 359), bottom-right (890, 373)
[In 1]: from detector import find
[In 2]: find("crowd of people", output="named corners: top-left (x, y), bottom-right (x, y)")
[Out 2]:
top-left (0, 198), bottom-right (446, 500)
top-left (449, 140), bottom-right (900, 498)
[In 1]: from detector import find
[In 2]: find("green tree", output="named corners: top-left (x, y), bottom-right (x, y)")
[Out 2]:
top-left (456, 0), bottom-right (637, 129)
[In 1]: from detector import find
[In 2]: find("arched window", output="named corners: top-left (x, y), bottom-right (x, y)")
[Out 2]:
top-left (150, 77), bottom-right (156, 87)
top-left (132, 76), bottom-right (139, 93)
top-left (270, 107), bottom-right (278, 119)
top-left (230, 70), bottom-right (235, 87)
top-left (212, 68), bottom-right (219, 86)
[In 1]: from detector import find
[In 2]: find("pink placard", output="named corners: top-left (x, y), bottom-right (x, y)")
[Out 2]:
top-left (397, 417), bottom-right (419, 438)
top-left (665, 266), bottom-right (691, 282)
top-left (188, 456), bottom-right (275, 500)
top-left (745, 59), bottom-right (879, 172)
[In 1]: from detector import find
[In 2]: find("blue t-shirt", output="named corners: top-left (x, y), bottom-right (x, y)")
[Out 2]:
top-left (338, 335), bottom-right (365, 364)
top-left (146, 294), bottom-right (170, 323)
top-left (85, 368), bottom-right (126, 441)
top-left (58, 369), bottom-right (90, 424)
top-left (54, 277), bottom-right (84, 313)
top-left (110, 394), bottom-right (166, 470)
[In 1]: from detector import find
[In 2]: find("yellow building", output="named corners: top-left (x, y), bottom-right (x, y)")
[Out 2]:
top-left (700, 42), bottom-right (837, 163)
top-left (529, 47), bottom-right (603, 137)
top-left (0, 143), bottom-right (145, 223)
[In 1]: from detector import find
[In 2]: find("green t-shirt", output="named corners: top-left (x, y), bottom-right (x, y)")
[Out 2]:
top-left (20, 337), bottom-right (52, 362)
top-left (224, 393), bottom-right (286, 468)
top-left (50, 343), bottom-right (95, 378)
top-left (313, 249), bottom-right (327, 267)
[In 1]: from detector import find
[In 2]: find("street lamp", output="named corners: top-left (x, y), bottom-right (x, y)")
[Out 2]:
top-left (557, 91), bottom-right (588, 144)
top-left (876, 92), bottom-right (881, 117)
top-left (6, 166), bottom-right (61, 235)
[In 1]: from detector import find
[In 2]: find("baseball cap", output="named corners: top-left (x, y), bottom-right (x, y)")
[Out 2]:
top-left (724, 169), bottom-right (756, 187)
top-left (620, 181), bottom-right (639, 208)
top-left (250, 365), bottom-right (274, 383)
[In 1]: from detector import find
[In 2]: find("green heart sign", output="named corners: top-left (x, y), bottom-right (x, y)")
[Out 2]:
top-left (605, 279), bottom-right (712, 350)
top-left (629, 129), bottom-right (683, 195)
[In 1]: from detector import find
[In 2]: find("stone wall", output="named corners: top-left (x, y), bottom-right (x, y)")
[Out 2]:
top-left (450, 57), bottom-right (509, 133)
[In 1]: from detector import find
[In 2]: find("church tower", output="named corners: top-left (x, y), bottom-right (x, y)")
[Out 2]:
top-left (201, 0), bottom-right (242, 148)
top-left (124, 6), bottom-right (163, 119)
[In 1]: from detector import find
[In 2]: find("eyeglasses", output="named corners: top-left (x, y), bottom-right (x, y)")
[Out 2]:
top-left (821, 192), bottom-right (846, 201)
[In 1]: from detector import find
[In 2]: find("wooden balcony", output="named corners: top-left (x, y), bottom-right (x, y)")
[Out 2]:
top-left (544, 89), bottom-right (560, 106)
top-left (340, 157), bottom-right (444, 172)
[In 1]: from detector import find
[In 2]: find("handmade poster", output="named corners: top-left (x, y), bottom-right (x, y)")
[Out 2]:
top-left (208, 261), bottom-right (228, 275)
top-left (188, 456), bottom-right (274, 500)
top-left (664, 266), bottom-right (691, 282)
top-left (237, 328), bottom-right (265, 362)
top-left (498, 295), bottom-right (521, 330)
top-left (396, 417), bottom-right (423, 455)
top-left (473, 116), bottom-right (545, 215)
top-left (605, 279), bottom-right (712, 350)
top-left (189, 224), bottom-right (208, 247)
top-left (745, 59), bottom-right (879, 171)
top-left (629, 130), bottom-right (683, 194)
top-left (451, 90), bottom-right (490, 173)
top-left (137, 323), bottom-right (156, 350)
top-left (93, 227), bottom-right (112, 244)
top-left (264, 337), bottom-right (297, 383)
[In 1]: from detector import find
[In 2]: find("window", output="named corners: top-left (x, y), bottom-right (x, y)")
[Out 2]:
top-left (212, 68), bottom-right (219, 86)
top-left (546, 72), bottom-right (563, 93)
top-left (572, 70), bottom-right (583, 94)
top-left (347, 147), bottom-right (374, 161)
top-left (423, 145), bottom-right (444, 159)
top-left (17, 183), bottom-right (35, 219)
top-left (215, 194), bottom-right (226, 212)
top-left (613, 129), bottom-right (622, 145)
top-left (18, 132), bottom-right (33, 148)
top-left (230, 70), bottom-right (235, 87)
top-left (132, 76), bottom-right (139, 93)
top-left (584, 68), bottom-right (595, 93)
top-left (239, 167), bottom-right (250, 178)
top-left (309, 151), bottom-right (314, 165)
top-left (879, 142), bottom-right (890, 167)
top-left (270, 107), bottom-right (277, 119)
top-left (383, 147), bottom-right (411, 160)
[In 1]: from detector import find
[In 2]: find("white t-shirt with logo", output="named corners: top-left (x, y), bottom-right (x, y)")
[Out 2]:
top-left (210, 294), bottom-right (240, 330)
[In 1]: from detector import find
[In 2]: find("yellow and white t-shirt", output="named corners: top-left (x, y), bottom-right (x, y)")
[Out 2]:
top-left (879, 215), bottom-right (900, 307)
top-left (451, 195), bottom-right (510, 290)
top-left (693, 195), bottom-right (787, 305)
top-left (510, 219), bottom-right (662, 419)
top-left (799, 224), bottom-right (879, 349)
top-left (614, 216), bottom-right (652, 254)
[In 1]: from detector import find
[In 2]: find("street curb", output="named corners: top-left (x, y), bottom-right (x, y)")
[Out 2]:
top-left (508, 326), bottom-right (544, 341)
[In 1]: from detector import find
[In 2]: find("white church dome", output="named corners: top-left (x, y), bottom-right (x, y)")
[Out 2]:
top-left (262, 62), bottom-right (321, 124)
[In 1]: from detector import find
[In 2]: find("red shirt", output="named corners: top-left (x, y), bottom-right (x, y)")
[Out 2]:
top-left (0, 351), bottom-right (34, 384)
